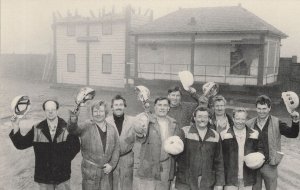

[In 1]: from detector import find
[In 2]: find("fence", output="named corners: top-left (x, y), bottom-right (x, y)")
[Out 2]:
top-left (278, 60), bottom-right (300, 94)
top-left (138, 63), bottom-right (279, 85)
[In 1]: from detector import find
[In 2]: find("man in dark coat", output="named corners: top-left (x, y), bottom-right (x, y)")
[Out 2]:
top-left (9, 100), bottom-right (80, 190)
top-left (221, 107), bottom-right (263, 189)
top-left (176, 106), bottom-right (224, 190)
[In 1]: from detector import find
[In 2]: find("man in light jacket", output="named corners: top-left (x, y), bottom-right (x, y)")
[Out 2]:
top-left (68, 100), bottom-right (120, 190)
top-left (246, 95), bottom-right (299, 190)
top-left (106, 95), bottom-right (135, 190)
top-left (134, 97), bottom-right (179, 190)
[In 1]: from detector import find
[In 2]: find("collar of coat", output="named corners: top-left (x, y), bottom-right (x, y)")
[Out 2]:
top-left (221, 125), bottom-right (259, 140)
top-left (148, 114), bottom-right (177, 133)
top-left (211, 113), bottom-right (234, 126)
top-left (188, 123), bottom-right (218, 141)
top-left (36, 117), bottom-right (66, 142)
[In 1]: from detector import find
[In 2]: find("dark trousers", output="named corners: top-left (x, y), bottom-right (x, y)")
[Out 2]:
top-left (252, 164), bottom-right (277, 190)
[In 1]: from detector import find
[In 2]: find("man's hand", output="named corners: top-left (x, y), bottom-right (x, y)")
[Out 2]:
top-left (103, 163), bottom-right (112, 174)
top-left (290, 111), bottom-right (299, 122)
top-left (11, 116), bottom-right (20, 134)
top-left (187, 87), bottom-right (196, 94)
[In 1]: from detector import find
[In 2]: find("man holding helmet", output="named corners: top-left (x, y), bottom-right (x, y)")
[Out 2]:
top-left (134, 97), bottom-right (179, 190)
top-left (220, 107), bottom-right (263, 190)
top-left (246, 95), bottom-right (299, 190)
top-left (68, 100), bottom-right (120, 190)
top-left (9, 99), bottom-right (80, 190)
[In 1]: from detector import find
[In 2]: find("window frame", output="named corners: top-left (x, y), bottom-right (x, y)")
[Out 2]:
top-left (67, 24), bottom-right (76, 36)
top-left (102, 22), bottom-right (112, 35)
top-left (102, 54), bottom-right (112, 74)
top-left (67, 54), bottom-right (76, 72)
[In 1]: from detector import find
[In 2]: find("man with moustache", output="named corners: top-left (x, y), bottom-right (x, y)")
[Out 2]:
top-left (211, 95), bottom-right (234, 133)
top-left (68, 100), bottom-right (120, 190)
top-left (10, 100), bottom-right (80, 190)
top-left (106, 95), bottom-right (135, 190)
top-left (221, 108), bottom-right (262, 190)
top-left (175, 106), bottom-right (224, 190)
top-left (246, 95), bottom-right (299, 190)
top-left (134, 97), bottom-right (179, 190)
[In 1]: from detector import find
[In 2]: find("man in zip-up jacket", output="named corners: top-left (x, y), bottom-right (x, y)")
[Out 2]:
top-left (9, 100), bottom-right (80, 190)
top-left (246, 95), bottom-right (299, 190)
top-left (176, 106), bottom-right (224, 190)
top-left (221, 107), bottom-right (263, 190)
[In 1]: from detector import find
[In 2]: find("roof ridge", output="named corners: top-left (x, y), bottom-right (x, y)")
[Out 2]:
top-left (238, 6), bottom-right (287, 37)
top-left (180, 5), bottom-right (241, 10)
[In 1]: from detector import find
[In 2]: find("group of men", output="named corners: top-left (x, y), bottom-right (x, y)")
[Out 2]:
top-left (9, 85), bottom-right (300, 190)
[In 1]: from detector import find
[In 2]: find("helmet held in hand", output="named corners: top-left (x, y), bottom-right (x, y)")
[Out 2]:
top-left (281, 91), bottom-right (299, 114)
top-left (178, 71), bottom-right (194, 91)
top-left (163, 136), bottom-right (184, 155)
top-left (11, 95), bottom-right (31, 118)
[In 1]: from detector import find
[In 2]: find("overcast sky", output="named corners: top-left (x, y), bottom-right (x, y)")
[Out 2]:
top-left (2, 0), bottom-right (300, 58)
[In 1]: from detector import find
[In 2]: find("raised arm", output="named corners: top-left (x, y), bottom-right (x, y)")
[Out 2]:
top-left (279, 111), bottom-right (299, 138)
top-left (67, 110), bottom-right (87, 136)
top-left (9, 118), bottom-right (34, 149)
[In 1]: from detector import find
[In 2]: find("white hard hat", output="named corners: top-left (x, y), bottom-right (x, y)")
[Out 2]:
top-left (11, 95), bottom-right (31, 118)
top-left (202, 82), bottom-right (219, 97)
top-left (135, 86), bottom-right (150, 103)
top-left (164, 136), bottom-right (184, 155)
top-left (75, 87), bottom-right (96, 105)
top-left (244, 152), bottom-right (265, 169)
top-left (281, 91), bottom-right (299, 114)
top-left (178, 71), bottom-right (194, 91)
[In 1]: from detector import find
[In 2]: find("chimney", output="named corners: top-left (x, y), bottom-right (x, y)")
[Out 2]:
top-left (292, 56), bottom-right (297, 63)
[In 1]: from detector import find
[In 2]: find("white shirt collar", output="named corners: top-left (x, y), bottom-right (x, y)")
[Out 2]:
top-left (47, 117), bottom-right (58, 130)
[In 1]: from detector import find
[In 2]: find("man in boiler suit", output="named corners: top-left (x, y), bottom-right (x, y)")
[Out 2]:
top-left (106, 95), bottom-right (136, 190)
